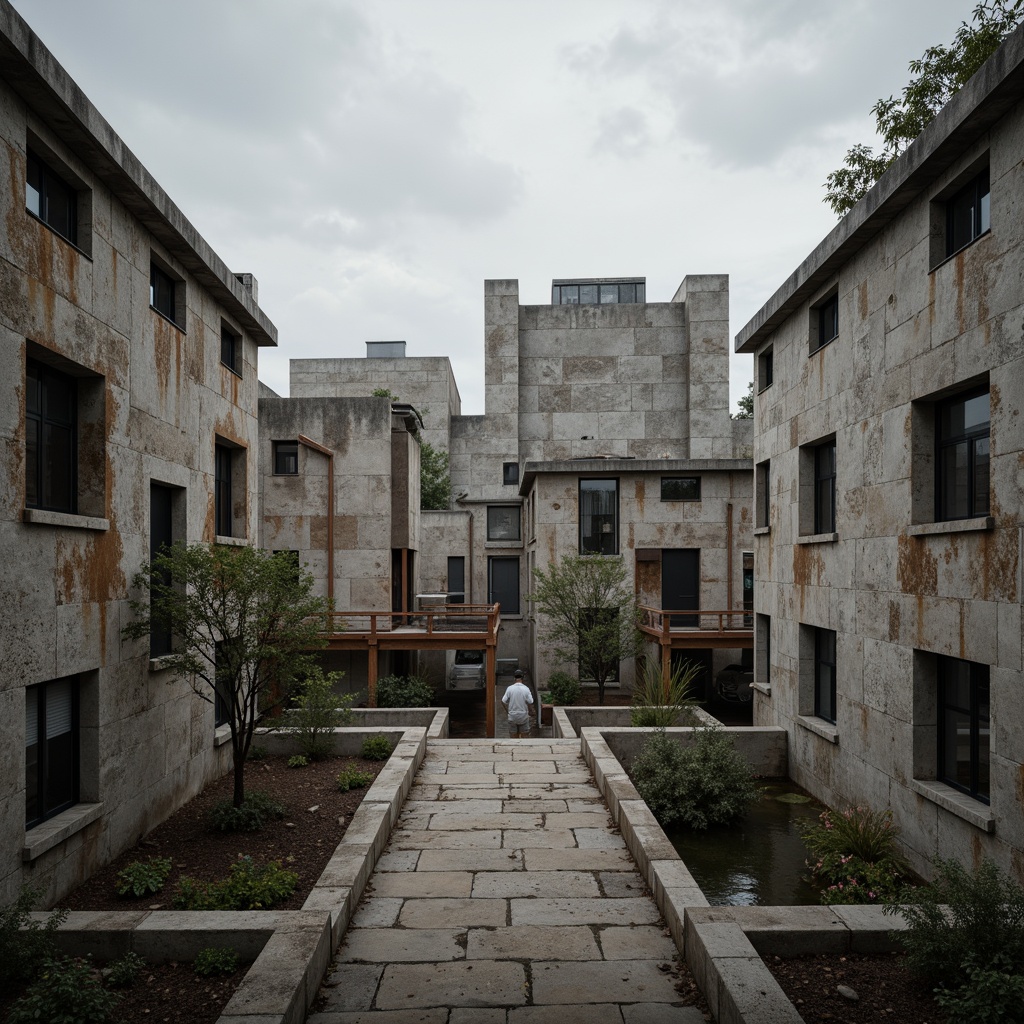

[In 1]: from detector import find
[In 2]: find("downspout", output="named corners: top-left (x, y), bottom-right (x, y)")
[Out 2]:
top-left (726, 502), bottom-right (733, 612)
top-left (297, 434), bottom-right (334, 605)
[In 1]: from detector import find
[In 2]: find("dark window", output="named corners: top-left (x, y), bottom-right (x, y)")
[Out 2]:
top-left (215, 443), bottom-right (233, 537)
top-left (756, 613), bottom-right (771, 687)
top-left (579, 479), bottom-right (617, 554)
top-left (488, 556), bottom-right (520, 615)
top-left (742, 551), bottom-right (753, 627)
top-left (447, 556), bottom-right (465, 603)
top-left (150, 483), bottom-right (175, 658)
top-left (553, 281), bottom-right (645, 305)
top-left (221, 323), bottom-right (241, 374)
top-left (758, 348), bottom-right (774, 391)
top-left (25, 358), bottom-right (76, 513)
top-left (26, 149), bottom-right (77, 245)
top-left (936, 388), bottom-right (989, 521)
top-left (25, 676), bottom-right (79, 828)
top-left (814, 441), bottom-right (837, 534)
top-left (487, 506), bottom-right (521, 542)
top-left (503, 462), bottom-right (519, 486)
top-left (756, 460), bottom-right (770, 529)
top-left (946, 168), bottom-right (990, 258)
top-left (661, 476), bottom-right (700, 501)
top-left (150, 264), bottom-right (179, 324)
top-left (274, 441), bottom-right (299, 475)
top-left (938, 656), bottom-right (989, 803)
top-left (814, 293), bottom-right (839, 352)
top-left (814, 628), bottom-right (837, 724)
top-left (213, 641), bottom-right (231, 728)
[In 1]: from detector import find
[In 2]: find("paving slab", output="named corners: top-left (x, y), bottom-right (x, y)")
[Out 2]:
top-left (522, 848), bottom-right (634, 872)
top-left (351, 898), bottom-right (404, 928)
top-left (501, 829), bottom-right (578, 849)
top-left (369, 871), bottom-right (473, 899)
top-left (398, 898), bottom-right (509, 928)
top-left (339, 928), bottom-right (466, 963)
top-left (375, 961), bottom-right (528, 1009)
top-left (309, 1011), bottom-right (448, 1024)
top-left (508, 1006), bottom-right (624, 1024)
top-left (472, 870), bottom-right (600, 899)
top-left (510, 897), bottom-right (662, 927)
top-left (417, 849), bottom-right (524, 872)
top-left (598, 925), bottom-right (678, 961)
top-left (317, 964), bottom-right (385, 1011)
top-left (466, 924), bottom-right (601, 961)
top-left (389, 829), bottom-right (503, 850)
top-left (529, 959), bottom-right (683, 1004)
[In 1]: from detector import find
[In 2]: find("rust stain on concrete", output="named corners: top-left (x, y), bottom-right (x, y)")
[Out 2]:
top-left (897, 535), bottom-right (936, 596)
top-left (635, 478), bottom-right (645, 517)
top-left (888, 600), bottom-right (901, 643)
top-left (858, 281), bottom-right (869, 320)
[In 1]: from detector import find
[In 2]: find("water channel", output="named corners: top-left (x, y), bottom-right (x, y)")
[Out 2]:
top-left (666, 781), bottom-right (826, 906)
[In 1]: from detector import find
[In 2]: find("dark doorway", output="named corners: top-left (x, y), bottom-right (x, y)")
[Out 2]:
top-left (662, 548), bottom-right (700, 627)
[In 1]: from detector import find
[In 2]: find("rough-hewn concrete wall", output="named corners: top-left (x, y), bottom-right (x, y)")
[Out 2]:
top-left (748, 84), bottom-right (1024, 880)
top-left (0, 27), bottom-right (271, 902)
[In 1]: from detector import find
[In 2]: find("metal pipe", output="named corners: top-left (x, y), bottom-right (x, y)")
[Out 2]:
top-left (726, 502), bottom-right (734, 611)
top-left (297, 434), bottom-right (334, 605)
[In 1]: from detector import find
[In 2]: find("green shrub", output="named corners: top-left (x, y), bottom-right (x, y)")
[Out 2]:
top-left (887, 857), bottom-right (1024, 990)
top-left (287, 754), bottom-right (309, 768)
top-left (106, 951), bottom-right (146, 988)
top-left (802, 806), bottom-right (909, 905)
top-left (934, 951), bottom-right (1024, 1023)
top-left (115, 857), bottom-right (172, 898)
top-left (629, 725), bottom-right (759, 829)
top-left (337, 765), bottom-right (375, 791)
top-left (194, 947), bottom-right (239, 977)
top-left (546, 672), bottom-right (580, 706)
top-left (630, 658), bottom-right (701, 727)
top-left (172, 856), bottom-right (298, 911)
top-left (361, 735), bottom-right (394, 761)
top-left (8, 956), bottom-right (119, 1024)
top-left (0, 886), bottom-right (67, 988)
top-left (247, 745), bottom-right (268, 762)
top-left (208, 790), bottom-right (285, 833)
top-left (375, 674), bottom-right (435, 708)
top-left (288, 668), bottom-right (355, 760)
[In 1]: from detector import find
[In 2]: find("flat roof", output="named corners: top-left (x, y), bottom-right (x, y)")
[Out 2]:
top-left (735, 23), bottom-right (1024, 354)
top-left (520, 457), bottom-right (752, 495)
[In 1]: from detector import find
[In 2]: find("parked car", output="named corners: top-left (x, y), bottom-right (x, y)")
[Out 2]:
top-left (714, 664), bottom-right (753, 703)
top-left (447, 649), bottom-right (485, 690)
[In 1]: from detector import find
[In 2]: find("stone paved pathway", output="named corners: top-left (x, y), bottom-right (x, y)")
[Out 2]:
top-left (309, 738), bottom-right (704, 1023)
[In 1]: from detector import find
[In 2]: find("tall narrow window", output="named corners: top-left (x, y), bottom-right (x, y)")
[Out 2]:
top-left (221, 323), bottom-right (241, 375)
top-left (150, 264), bottom-right (177, 322)
top-left (579, 479), bottom-right (617, 554)
top-left (946, 168), bottom-right (990, 257)
top-left (938, 656), bottom-right (989, 802)
top-left (26, 149), bottom-right (77, 245)
top-left (814, 628), bottom-right (837, 724)
top-left (150, 483), bottom-right (175, 658)
top-left (811, 292), bottom-right (839, 353)
top-left (814, 441), bottom-right (837, 534)
top-left (488, 556), bottom-right (520, 614)
top-left (755, 460), bottom-right (770, 529)
top-left (26, 358), bottom-right (77, 514)
top-left (215, 443), bottom-right (233, 537)
top-left (936, 388), bottom-right (989, 521)
top-left (25, 676), bottom-right (79, 828)
top-left (448, 556), bottom-right (465, 604)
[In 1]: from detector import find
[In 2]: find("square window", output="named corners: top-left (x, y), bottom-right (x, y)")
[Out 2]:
top-left (503, 461), bottom-right (519, 486)
top-left (221, 323), bottom-right (241, 375)
top-left (661, 476), bottom-right (700, 501)
top-left (150, 261), bottom-right (184, 327)
top-left (810, 291), bottom-right (839, 353)
top-left (758, 347), bottom-right (774, 391)
top-left (214, 439), bottom-right (246, 539)
top-left (274, 441), bottom-right (299, 476)
top-left (938, 655), bottom-right (989, 802)
top-left (579, 479), bottom-right (617, 554)
top-left (814, 627), bottom-right (837, 724)
top-left (936, 387), bottom-right (989, 521)
top-left (25, 676), bottom-right (80, 828)
top-left (26, 149), bottom-right (78, 246)
top-left (755, 460), bottom-right (770, 529)
top-left (487, 505), bottom-right (521, 542)
top-left (946, 168), bottom-right (990, 258)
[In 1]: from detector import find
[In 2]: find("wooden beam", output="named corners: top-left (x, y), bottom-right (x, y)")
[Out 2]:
top-left (367, 641), bottom-right (378, 708)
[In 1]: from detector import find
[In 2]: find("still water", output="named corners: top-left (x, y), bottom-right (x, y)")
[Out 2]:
top-left (666, 781), bottom-right (825, 906)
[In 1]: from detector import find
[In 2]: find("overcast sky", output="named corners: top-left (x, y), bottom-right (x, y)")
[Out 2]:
top-left (11, 0), bottom-right (976, 414)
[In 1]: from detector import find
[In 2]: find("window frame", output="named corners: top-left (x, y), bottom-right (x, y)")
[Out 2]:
top-left (755, 460), bottom-right (770, 529)
top-left (935, 387), bottom-right (990, 522)
top-left (215, 443), bottom-right (234, 538)
top-left (810, 291), bottom-right (839, 354)
top-left (814, 627), bottom-right (837, 725)
top-left (488, 555), bottom-right (520, 615)
top-left (814, 440), bottom-right (837, 535)
top-left (758, 347), bottom-right (774, 392)
top-left (937, 655), bottom-right (990, 803)
top-left (150, 260), bottom-right (184, 328)
top-left (579, 478), bottom-right (618, 555)
top-left (486, 505), bottom-right (521, 543)
top-left (945, 167), bottom-right (990, 259)
top-left (25, 676), bottom-right (80, 829)
top-left (273, 441), bottom-right (299, 476)
top-left (660, 476), bottom-right (701, 502)
top-left (26, 148), bottom-right (78, 247)
top-left (25, 357), bottom-right (77, 514)
top-left (503, 462), bottom-right (519, 486)
top-left (221, 322), bottom-right (242, 376)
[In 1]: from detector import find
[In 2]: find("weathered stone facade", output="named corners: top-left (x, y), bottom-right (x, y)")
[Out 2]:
top-left (0, 1), bottom-right (276, 902)
top-left (737, 26), bottom-right (1024, 879)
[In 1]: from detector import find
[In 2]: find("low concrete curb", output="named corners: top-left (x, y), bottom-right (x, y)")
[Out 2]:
top-left (28, 718), bottom-right (433, 1024)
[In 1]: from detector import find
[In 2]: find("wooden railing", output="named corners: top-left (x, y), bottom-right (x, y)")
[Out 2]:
top-left (318, 603), bottom-right (500, 637)
top-left (639, 606), bottom-right (753, 637)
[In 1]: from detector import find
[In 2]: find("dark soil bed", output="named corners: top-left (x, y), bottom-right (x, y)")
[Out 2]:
top-left (62, 754), bottom-right (384, 912)
top-left (766, 951), bottom-right (947, 1023)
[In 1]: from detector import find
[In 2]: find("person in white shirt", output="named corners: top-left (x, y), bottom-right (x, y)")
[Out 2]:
top-left (501, 670), bottom-right (534, 738)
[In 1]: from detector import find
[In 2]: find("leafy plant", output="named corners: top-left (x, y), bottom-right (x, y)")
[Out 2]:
top-left (247, 745), bottom-right (268, 762)
top-left (0, 886), bottom-right (68, 988)
top-left (106, 951), bottom-right (146, 989)
top-left (887, 857), bottom-right (1024, 989)
top-left (287, 754), bottom-right (309, 768)
top-left (375, 674), bottom-right (435, 708)
top-left (546, 671), bottom-right (580, 706)
top-left (7, 956), bottom-right (119, 1024)
top-left (802, 806), bottom-right (910, 905)
top-left (173, 856), bottom-right (298, 911)
top-left (933, 951), bottom-right (1024, 1023)
top-left (208, 790), bottom-right (285, 833)
top-left (115, 857), bottom-right (172, 897)
top-left (194, 947), bottom-right (239, 977)
top-left (824, 0), bottom-right (1024, 214)
top-left (361, 735), bottom-right (394, 761)
top-left (629, 725), bottom-right (759, 829)
top-left (337, 766), bottom-right (375, 791)
top-left (287, 668), bottom-right (355, 760)
top-left (630, 658), bottom-right (701, 727)
top-left (420, 441), bottom-right (451, 510)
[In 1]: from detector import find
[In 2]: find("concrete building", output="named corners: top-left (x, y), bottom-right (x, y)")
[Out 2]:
top-left (0, 1), bottom-right (277, 902)
top-left (737, 26), bottom-right (1024, 879)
